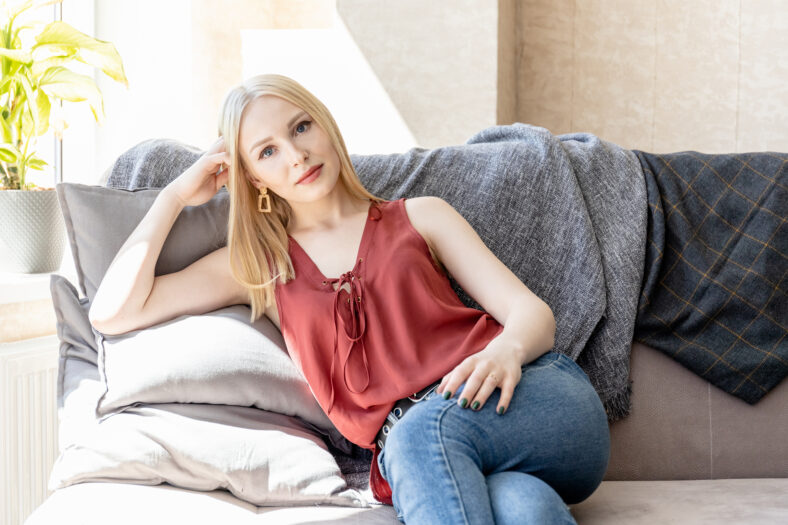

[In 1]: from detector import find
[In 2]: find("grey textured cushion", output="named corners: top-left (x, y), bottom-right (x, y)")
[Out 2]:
top-left (56, 183), bottom-right (229, 303)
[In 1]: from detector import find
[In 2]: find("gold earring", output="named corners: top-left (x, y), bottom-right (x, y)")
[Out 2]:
top-left (258, 187), bottom-right (271, 213)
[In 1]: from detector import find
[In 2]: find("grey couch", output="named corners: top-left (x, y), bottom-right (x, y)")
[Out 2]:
top-left (569, 341), bottom-right (788, 523)
top-left (26, 130), bottom-right (787, 523)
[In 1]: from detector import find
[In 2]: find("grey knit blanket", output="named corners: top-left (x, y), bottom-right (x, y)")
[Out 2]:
top-left (104, 123), bottom-right (647, 425)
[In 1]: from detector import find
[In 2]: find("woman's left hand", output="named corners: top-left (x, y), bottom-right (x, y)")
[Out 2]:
top-left (435, 341), bottom-right (524, 416)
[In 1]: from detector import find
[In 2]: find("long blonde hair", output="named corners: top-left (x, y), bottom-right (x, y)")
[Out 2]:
top-left (218, 74), bottom-right (384, 323)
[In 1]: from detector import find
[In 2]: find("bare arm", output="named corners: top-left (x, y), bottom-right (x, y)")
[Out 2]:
top-left (89, 137), bottom-right (235, 335)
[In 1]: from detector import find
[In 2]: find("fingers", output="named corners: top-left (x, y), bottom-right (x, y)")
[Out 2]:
top-left (205, 152), bottom-right (230, 174)
top-left (206, 136), bottom-right (227, 155)
top-left (458, 369), bottom-right (503, 413)
top-left (471, 371), bottom-right (502, 411)
top-left (436, 363), bottom-right (517, 416)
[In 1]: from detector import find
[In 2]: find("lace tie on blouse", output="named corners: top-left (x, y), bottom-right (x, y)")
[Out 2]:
top-left (326, 260), bottom-right (370, 414)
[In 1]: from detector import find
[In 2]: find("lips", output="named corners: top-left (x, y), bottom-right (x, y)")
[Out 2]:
top-left (297, 164), bottom-right (323, 184)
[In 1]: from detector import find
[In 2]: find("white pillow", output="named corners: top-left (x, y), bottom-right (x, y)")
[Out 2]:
top-left (49, 401), bottom-right (370, 507)
top-left (95, 305), bottom-right (338, 439)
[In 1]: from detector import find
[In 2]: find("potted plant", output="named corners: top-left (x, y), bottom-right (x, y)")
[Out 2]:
top-left (0, 0), bottom-right (127, 273)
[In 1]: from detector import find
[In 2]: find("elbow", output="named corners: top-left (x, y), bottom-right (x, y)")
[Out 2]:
top-left (88, 305), bottom-right (124, 336)
top-left (88, 304), bottom-right (105, 332)
top-left (88, 308), bottom-right (112, 335)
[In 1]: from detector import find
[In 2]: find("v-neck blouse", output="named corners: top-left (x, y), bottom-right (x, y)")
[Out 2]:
top-left (286, 199), bottom-right (380, 287)
top-left (274, 197), bottom-right (505, 452)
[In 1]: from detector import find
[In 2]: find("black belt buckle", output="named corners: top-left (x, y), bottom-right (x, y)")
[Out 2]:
top-left (376, 380), bottom-right (441, 451)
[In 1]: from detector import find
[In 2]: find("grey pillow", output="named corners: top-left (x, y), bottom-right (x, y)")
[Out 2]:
top-left (50, 274), bottom-right (98, 368)
top-left (94, 303), bottom-right (336, 436)
top-left (48, 401), bottom-right (370, 508)
top-left (56, 182), bottom-right (230, 303)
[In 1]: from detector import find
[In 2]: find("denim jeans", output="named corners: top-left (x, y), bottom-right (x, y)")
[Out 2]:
top-left (376, 351), bottom-right (610, 524)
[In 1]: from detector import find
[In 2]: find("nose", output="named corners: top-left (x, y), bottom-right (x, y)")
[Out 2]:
top-left (285, 141), bottom-right (308, 166)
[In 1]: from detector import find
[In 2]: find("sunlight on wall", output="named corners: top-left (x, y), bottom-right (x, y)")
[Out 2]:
top-left (240, 12), bottom-right (418, 155)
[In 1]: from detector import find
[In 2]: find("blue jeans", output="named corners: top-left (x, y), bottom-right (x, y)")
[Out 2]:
top-left (376, 351), bottom-right (610, 524)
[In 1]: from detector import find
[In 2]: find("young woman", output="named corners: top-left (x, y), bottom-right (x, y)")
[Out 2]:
top-left (89, 74), bottom-right (610, 524)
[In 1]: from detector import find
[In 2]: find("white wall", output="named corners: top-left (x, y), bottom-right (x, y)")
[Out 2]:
top-left (92, 0), bottom-right (196, 183)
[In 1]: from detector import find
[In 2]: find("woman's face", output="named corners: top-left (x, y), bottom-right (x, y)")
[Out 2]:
top-left (237, 95), bottom-right (340, 202)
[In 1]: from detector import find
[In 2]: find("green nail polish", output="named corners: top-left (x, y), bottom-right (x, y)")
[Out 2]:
top-left (443, 391), bottom-right (451, 400)
top-left (472, 401), bottom-right (480, 410)
top-left (498, 406), bottom-right (505, 415)
top-left (460, 398), bottom-right (467, 408)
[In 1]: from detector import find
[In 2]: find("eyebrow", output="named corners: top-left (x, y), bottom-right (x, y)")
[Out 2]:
top-left (248, 111), bottom-right (309, 154)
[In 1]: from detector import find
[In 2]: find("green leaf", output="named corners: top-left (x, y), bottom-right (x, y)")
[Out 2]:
top-left (38, 66), bottom-right (104, 122)
top-left (0, 72), bottom-right (14, 94)
top-left (31, 51), bottom-right (75, 78)
top-left (21, 109), bottom-right (33, 137)
top-left (33, 21), bottom-right (128, 87)
top-left (26, 156), bottom-right (47, 170)
top-left (15, 71), bottom-right (40, 136)
top-left (0, 142), bottom-right (21, 163)
top-left (7, 1), bottom-right (62, 23)
top-left (34, 88), bottom-right (49, 135)
top-left (0, 113), bottom-right (12, 143)
top-left (0, 48), bottom-right (32, 64)
top-left (6, 0), bottom-right (36, 22)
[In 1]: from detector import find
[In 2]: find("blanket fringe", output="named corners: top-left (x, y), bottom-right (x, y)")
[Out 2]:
top-left (602, 379), bottom-right (634, 423)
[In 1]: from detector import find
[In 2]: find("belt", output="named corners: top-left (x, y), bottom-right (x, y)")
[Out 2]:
top-left (375, 379), bottom-right (442, 451)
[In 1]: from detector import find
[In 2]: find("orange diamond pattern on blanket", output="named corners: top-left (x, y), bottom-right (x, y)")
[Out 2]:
top-left (633, 150), bottom-right (787, 404)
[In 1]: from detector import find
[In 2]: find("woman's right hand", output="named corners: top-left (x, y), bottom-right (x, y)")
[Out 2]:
top-left (166, 137), bottom-right (232, 207)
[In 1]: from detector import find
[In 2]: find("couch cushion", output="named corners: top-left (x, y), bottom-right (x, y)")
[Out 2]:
top-left (607, 342), bottom-right (788, 480)
top-left (26, 482), bottom-right (397, 525)
top-left (570, 479), bottom-right (788, 524)
top-left (27, 478), bottom-right (788, 524)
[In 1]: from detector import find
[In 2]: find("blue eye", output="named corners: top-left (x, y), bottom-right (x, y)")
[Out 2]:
top-left (258, 120), bottom-right (311, 160)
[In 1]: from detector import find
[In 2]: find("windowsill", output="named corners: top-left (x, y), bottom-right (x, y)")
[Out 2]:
top-left (0, 242), bottom-right (80, 306)
top-left (0, 241), bottom-right (81, 343)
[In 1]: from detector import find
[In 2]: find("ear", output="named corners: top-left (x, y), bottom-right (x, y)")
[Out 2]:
top-left (247, 177), bottom-right (261, 190)
top-left (239, 165), bottom-right (260, 190)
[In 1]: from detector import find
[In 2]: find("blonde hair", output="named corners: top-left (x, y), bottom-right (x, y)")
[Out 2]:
top-left (218, 74), bottom-right (384, 323)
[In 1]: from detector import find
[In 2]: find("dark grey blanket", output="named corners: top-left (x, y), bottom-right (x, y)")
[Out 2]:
top-left (632, 150), bottom-right (787, 404)
top-left (105, 124), bottom-right (647, 427)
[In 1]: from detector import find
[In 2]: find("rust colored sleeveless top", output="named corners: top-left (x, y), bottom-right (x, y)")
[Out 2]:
top-left (274, 198), bottom-right (504, 451)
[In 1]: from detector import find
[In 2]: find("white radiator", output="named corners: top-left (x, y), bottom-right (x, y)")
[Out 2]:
top-left (0, 335), bottom-right (59, 525)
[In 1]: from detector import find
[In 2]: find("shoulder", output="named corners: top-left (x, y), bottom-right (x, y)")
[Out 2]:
top-left (402, 195), bottom-right (447, 220)
top-left (403, 196), bottom-right (453, 232)
top-left (402, 197), bottom-right (456, 268)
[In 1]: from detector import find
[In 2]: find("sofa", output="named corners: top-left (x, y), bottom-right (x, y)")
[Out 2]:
top-left (26, 340), bottom-right (788, 524)
top-left (26, 128), bottom-right (787, 524)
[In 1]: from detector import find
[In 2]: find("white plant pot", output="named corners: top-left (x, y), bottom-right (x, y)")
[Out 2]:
top-left (0, 189), bottom-right (66, 273)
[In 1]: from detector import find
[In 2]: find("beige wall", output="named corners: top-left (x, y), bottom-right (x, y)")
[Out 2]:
top-left (335, 0), bottom-right (788, 152)
top-left (337, 0), bottom-right (501, 148)
top-left (516, 0), bottom-right (788, 153)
